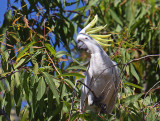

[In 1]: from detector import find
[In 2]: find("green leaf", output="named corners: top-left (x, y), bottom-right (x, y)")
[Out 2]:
top-left (14, 58), bottom-right (26, 69)
top-left (33, 62), bottom-right (38, 75)
top-left (84, 15), bottom-right (91, 27)
top-left (23, 72), bottom-right (30, 103)
top-left (66, 66), bottom-right (87, 70)
top-left (123, 93), bottom-right (143, 105)
top-left (45, 43), bottom-right (56, 56)
top-left (121, 48), bottom-right (126, 63)
top-left (55, 51), bottom-right (69, 58)
top-left (158, 57), bottom-right (160, 68)
top-left (16, 40), bottom-right (36, 62)
top-left (109, 9), bottom-right (123, 26)
top-left (37, 77), bottom-right (46, 101)
top-left (85, 0), bottom-right (99, 11)
top-left (15, 69), bottom-right (20, 86)
top-left (42, 72), bottom-right (60, 104)
top-left (65, 79), bottom-right (78, 92)
top-left (124, 81), bottom-right (143, 90)
top-left (60, 73), bottom-right (85, 78)
top-left (39, 66), bottom-right (54, 72)
top-left (130, 64), bottom-right (140, 83)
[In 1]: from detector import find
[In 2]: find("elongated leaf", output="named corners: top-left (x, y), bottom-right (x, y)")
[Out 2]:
top-left (60, 73), bottom-right (85, 78)
top-left (65, 79), bottom-right (78, 92)
top-left (45, 43), bottom-right (56, 56)
top-left (66, 66), bottom-right (87, 70)
top-left (33, 62), bottom-right (38, 75)
top-left (14, 58), bottom-right (25, 69)
top-left (55, 51), bottom-right (69, 58)
top-left (42, 72), bottom-right (59, 104)
top-left (158, 57), bottom-right (160, 68)
top-left (124, 81), bottom-right (143, 90)
top-left (15, 69), bottom-right (20, 86)
top-left (109, 9), bottom-right (123, 26)
top-left (37, 77), bottom-right (46, 101)
top-left (130, 64), bottom-right (140, 83)
top-left (16, 40), bottom-right (36, 62)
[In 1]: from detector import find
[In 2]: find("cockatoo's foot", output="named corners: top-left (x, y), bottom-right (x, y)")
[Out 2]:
top-left (99, 103), bottom-right (107, 113)
top-left (94, 96), bottom-right (103, 104)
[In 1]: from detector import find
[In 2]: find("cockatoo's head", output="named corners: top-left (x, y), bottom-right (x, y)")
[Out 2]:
top-left (77, 15), bottom-right (113, 54)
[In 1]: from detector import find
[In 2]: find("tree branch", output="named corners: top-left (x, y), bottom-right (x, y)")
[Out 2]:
top-left (69, 80), bottom-right (78, 121)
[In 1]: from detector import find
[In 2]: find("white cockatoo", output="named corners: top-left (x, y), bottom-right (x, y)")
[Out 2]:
top-left (77, 15), bottom-right (120, 114)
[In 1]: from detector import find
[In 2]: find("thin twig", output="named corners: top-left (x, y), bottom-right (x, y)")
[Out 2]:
top-left (69, 80), bottom-right (78, 121)
top-left (144, 101), bottom-right (160, 120)
top-left (0, 70), bottom-right (18, 80)
top-left (53, 9), bottom-right (80, 14)
top-left (144, 81), bottom-right (160, 99)
top-left (78, 80), bottom-right (97, 99)
top-left (45, 50), bottom-right (64, 80)
top-left (126, 54), bottom-right (160, 64)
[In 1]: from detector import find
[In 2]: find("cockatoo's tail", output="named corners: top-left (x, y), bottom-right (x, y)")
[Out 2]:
top-left (79, 15), bottom-right (113, 48)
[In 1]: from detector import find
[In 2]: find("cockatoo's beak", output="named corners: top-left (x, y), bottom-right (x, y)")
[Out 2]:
top-left (79, 15), bottom-right (113, 48)
top-left (77, 41), bottom-right (88, 51)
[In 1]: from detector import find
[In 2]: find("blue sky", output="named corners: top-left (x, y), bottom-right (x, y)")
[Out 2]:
top-left (0, 0), bottom-right (7, 25)
top-left (0, 0), bottom-right (21, 26)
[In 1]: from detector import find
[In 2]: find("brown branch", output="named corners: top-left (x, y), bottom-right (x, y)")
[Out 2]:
top-left (126, 54), bottom-right (160, 64)
top-left (45, 50), bottom-right (64, 80)
top-left (144, 81), bottom-right (160, 99)
top-left (78, 80), bottom-right (97, 98)
top-left (53, 9), bottom-right (80, 14)
top-left (0, 70), bottom-right (17, 80)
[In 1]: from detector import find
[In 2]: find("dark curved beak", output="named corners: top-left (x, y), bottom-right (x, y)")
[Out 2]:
top-left (77, 41), bottom-right (88, 51)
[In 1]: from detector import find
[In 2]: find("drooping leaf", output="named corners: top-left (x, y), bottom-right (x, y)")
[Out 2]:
top-left (109, 9), bottom-right (123, 26)
top-left (130, 64), bottom-right (140, 83)
top-left (14, 70), bottom-right (20, 86)
top-left (33, 62), bottom-right (38, 75)
top-left (14, 58), bottom-right (26, 69)
top-left (42, 72), bottom-right (60, 104)
top-left (37, 77), bottom-right (46, 101)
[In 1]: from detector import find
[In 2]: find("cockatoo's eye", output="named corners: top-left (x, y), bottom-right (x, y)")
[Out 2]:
top-left (85, 37), bottom-right (89, 40)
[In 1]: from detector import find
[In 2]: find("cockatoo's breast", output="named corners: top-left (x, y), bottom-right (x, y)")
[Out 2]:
top-left (89, 52), bottom-right (114, 78)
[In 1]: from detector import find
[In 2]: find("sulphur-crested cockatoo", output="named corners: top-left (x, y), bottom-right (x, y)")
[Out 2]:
top-left (77, 15), bottom-right (120, 114)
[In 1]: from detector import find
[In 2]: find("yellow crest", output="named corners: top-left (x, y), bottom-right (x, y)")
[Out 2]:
top-left (79, 15), bottom-right (113, 48)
